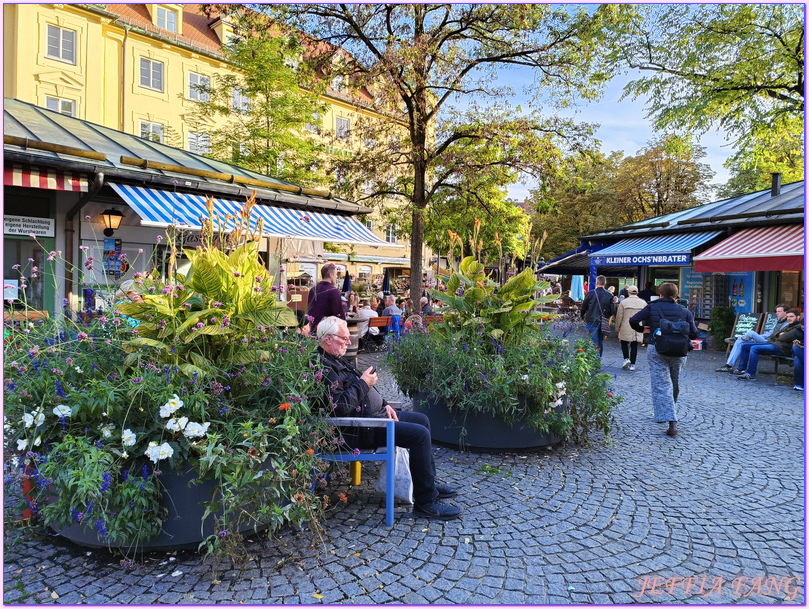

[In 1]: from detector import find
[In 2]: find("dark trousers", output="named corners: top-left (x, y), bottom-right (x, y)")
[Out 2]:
top-left (620, 340), bottom-right (639, 364)
top-left (371, 411), bottom-right (436, 507)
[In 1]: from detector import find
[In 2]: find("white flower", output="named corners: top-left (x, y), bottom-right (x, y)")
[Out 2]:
top-left (22, 413), bottom-right (34, 428)
top-left (16, 438), bottom-right (28, 451)
top-left (555, 381), bottom-right (566, 390)
top-left (75, 366), bottom-right (83, 374)
top-left (145, 441), bottom-right (174, 464)
top-left (159, 394), bottom-right (183, 418)
top-left (33, 436), bottom-right (42, 447)
top-left (521, 374), bottom-right (530, 382)
top-left (165, 416), bottom-right (188, 432)
top-left (34, 412), bottom-right (45, 427)
top-left (183, 421), bottom-right (210, 439)
top-left (99, 423), bottom-right (116, 438)
top-left (121, 429), bottom-right (137, 447)
top-left (53, 405), bottom-right (72, 417)
top-left (121, 451), bottom-right (129, 459)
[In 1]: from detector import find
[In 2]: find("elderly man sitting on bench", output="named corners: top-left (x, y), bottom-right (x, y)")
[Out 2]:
top-left (716, 304), bottom-right (790, 373)
top-left (316, 316), bottom-right (461, 520)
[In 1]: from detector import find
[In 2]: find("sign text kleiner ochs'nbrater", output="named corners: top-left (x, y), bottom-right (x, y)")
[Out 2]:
top-left (590, 254), bottom-right (689, 266)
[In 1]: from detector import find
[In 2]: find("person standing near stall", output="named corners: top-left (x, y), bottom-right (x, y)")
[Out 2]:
top-left (615, 285), bottom-right (645, 371)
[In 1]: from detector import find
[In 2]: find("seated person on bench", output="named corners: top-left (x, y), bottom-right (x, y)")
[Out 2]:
top-left (356, 300), bottom-right (382, 349)
top-left (316, 316), bottom-right (460, 520)
top-left (793, 317), bottom-right (804, 391)
top-left (716, 304), bottom-right (789, 372)
top-left (735, 310), bottom-right (801, 381)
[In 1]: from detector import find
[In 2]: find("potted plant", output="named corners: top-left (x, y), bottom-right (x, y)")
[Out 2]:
top-left (3, 195), bottom-right (333, 566)
top-left (384, 222), bottom-right (620, 449)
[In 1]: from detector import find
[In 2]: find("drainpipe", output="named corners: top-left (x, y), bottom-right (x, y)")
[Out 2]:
top-left (64, 172), bottom-right (105, 303)
top-left (121, 26), bottom-right (129, 131)
top-left (771, 172), bottom-right (782, 197)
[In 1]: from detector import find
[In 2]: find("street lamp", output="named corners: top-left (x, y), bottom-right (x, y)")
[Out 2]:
top-left (101, 208), bottom-right (124, 237)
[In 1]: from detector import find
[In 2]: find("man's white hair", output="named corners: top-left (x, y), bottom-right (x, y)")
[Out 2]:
top-left (420, 297), bottom-right (428, 306)
top-left (317, 316), bottom-right (347, 340)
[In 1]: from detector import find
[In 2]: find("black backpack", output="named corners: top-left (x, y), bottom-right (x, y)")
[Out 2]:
top-left (653, 306), bottom-right (692, 357)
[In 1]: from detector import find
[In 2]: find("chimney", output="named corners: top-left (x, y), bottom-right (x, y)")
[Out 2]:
top-left (771, 172), bottom-right (782, 197)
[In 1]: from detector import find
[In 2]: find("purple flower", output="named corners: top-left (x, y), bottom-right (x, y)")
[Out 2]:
top-left (76, 332), bottom-right (89, 341)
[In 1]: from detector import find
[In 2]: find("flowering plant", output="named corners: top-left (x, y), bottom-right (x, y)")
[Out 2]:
top-left (386, 227), bottom-right (619, 445)
top-left (3, 197), bottom-right (334, 565)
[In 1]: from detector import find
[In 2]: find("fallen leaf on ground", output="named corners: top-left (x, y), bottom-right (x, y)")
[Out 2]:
top-left (51, 592), bottom-right (59, 600)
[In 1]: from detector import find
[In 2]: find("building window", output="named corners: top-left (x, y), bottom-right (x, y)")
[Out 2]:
top-left (336, 117), bottom-right (350, 141)
top-left (332, 74), bottom-right (346, 93)
top-left (44, 96), bottom-right (75, 117)
top-left (46, 24), bottom-right (76, 65)
top-left (232, 143), bottom-right (249, 162)
top-left (188, 72), bottom-right (210, 102)
top-left (361, 180), bottom-right (374, 195)
top-left (305, 112), bottom-right (320, 134)
top-left (156, 6), bottom-right (178, 33)
top-left (188, 132), bottom-right (210, 155)
top-left (232, 86), bottom-right (250, 112)
top-left (140, 120), bottom-right (164, 143)
top-left (139, 58), bottom-right (164, 92)
top-left (385, 224), bottom-right (397, 244)
top-left (364, 219), bottom-right (373, 231)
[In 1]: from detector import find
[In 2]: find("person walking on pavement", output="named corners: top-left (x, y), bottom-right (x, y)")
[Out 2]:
top-left (614, 284), bottom-right (645, 371)
top-left (629, 283), bottom-right (698, 438)
top-left (580, 275), bottom-right (617, 357)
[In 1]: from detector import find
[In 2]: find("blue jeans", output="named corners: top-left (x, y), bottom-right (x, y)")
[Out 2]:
top-left (647, 345), bottom-right (686, 422)
top-left (585, 321), bottom-right (603, 356)
top-left (726, 331), bottom-right (768, 367)
top-left (793, 345), bottom-right (804, 388)
top-left (741, 344), bottom-right (783, 376)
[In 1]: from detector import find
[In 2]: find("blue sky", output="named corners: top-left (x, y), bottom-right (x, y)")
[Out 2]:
top-left (501, 67), bottom-right (736, 202)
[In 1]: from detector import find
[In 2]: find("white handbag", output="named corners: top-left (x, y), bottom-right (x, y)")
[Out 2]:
top-left (373, 446), bottom-right (414, 504)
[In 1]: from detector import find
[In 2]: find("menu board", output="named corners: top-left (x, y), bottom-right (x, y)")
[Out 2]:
top-left (760, 312), bottom-right (781, 336)
top-left (730, 313), bottom-right (761, 341)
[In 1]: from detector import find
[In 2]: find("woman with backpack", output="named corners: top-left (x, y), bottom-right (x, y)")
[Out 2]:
top-left (629, 283), bottom-right (698, 438)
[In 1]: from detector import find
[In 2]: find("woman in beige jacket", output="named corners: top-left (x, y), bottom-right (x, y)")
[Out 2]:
top-left (614, 285), bottom-right (646, 370)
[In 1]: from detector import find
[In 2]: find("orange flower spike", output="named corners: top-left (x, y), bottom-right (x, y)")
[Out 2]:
top-left (279, 403), bottom-right (291, 411)
top-left (339, 492), bottom-right (348, 503)
top-left (307, 448), bottom-right (314, 455)
top-left (474, 218), bottom-right (481, 231)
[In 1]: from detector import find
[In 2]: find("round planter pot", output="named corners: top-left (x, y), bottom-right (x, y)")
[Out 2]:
top-left (413, 391), bottom-right (563, 452)
top-left (51, 463), bottom-right (268, 552)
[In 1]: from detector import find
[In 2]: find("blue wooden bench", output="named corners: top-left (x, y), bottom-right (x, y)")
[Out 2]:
top-left (318, 417), bottom-right (395, 526)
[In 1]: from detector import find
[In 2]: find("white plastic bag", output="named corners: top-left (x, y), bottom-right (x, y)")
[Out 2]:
top-left (373, 446), bottom-right (414, 504)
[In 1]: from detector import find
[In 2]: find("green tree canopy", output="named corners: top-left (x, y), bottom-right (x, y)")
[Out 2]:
top-left (607, 4), bottom-right (804, 181)
top-left (188, 28), bottom-right (329, 186)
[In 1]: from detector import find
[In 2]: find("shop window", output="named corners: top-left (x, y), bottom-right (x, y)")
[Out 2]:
top-left (4, 239), bottom-right (45, 311)
top-left (188, 72), bottom-right (210, 102)
top-left (156, 6), bottom-right (178, 33)
top-left (385, 224), bottom-right (397, 244)
top-left (46, 24), bottom-right (76, 65)
top-left (45, 96), bottom-right (75, 117)
top-left (139, 58), bottom-right (164, 92)
top-left (140, 120), bottom-right (164, 143)
top-left (364, 219), bottom-right (373, 231)
top-left (780, 271), bottom-right (803, 310)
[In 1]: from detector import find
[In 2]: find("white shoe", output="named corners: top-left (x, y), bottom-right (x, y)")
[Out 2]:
top-left (629, 364), bottom-right (636, 371)
top-left (622, 358), bottom-right (631, 369)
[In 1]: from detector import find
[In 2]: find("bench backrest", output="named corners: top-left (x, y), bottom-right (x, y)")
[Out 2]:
top-left (423, 315), bottom-right (444, 324)
top-left (368, 316), bottom-right (392, 328)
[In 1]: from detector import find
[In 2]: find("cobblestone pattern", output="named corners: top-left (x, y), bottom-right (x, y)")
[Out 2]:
top-left (4, 329), bottom-right (804, 604)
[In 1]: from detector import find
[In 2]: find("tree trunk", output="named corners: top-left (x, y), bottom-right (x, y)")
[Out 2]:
top-left (410, 206), bottom-right (425, 314)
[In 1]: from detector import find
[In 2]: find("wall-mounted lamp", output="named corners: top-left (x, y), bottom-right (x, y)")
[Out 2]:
top-left (101, 208), bottom-right (124, 237)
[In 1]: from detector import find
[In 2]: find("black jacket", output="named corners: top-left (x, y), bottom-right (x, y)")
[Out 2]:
top-left (580, 287), bottom-right (616, 323)
top-left (629, 298), bottom-right (699, 339)
top-left (769, 321), bottom-right (802, 355)
top-left (318, 347), bottom-right (388, 445)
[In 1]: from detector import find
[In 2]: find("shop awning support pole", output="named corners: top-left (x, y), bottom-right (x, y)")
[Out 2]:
top-left (64, 172), bottom-right (105, 304)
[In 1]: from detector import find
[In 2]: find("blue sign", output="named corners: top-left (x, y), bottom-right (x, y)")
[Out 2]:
top-left (590, 253), bottom-right (690, 267)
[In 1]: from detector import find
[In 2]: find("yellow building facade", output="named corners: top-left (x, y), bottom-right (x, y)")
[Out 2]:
top-left (4, 3), bottom-right (418, 291)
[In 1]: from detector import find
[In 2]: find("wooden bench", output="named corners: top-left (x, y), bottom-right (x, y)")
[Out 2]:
top-left (4, 310), bottom-right (49, 323)
top-left (422, 315), bottom-right (444, 324)
top-left (318, 417), bottom-right (395, 526)
top-left (761, 353), bottom-right (795, 376)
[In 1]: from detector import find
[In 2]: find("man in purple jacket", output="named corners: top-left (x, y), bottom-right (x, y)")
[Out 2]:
top-left (306, 263), bottom-right (345, 333)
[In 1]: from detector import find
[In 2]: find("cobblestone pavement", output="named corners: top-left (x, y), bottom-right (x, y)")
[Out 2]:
top-left (4, 328), bottom-right (805, 605)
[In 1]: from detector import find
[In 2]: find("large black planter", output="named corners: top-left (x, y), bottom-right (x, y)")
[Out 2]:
top-left (413, 391), bottom-right (563, 452)
top-left (51, 463), bottom-right (267, 551)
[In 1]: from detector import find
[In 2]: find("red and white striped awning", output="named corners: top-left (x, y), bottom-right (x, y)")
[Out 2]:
top-left (4, 164), bottom-right (89, 192)
top-left (693, 224), bottom-right (804, 272)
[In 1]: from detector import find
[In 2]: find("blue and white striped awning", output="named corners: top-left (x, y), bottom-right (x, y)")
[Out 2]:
top-left (591, 231), bottom-right (723, 257)
top-left (110, 184), bottom-right (397, 247)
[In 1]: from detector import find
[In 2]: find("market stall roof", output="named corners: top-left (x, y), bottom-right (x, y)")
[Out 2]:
top-left (693, 224), bottom-right (804, 273)
top-left (581, 180), bottom-right (804, 240)
top-left (590, 231), bottom-right (722, 259)
top-left (537, 244), bottom-right (637, 276)
top-left (3, 97), bottom-right (369, 216)
top-left (110, 184), bottom-right (390, 247)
